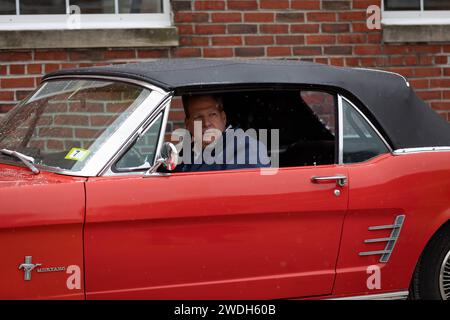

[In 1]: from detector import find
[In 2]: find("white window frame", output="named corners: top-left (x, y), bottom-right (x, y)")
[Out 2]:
top-left (0, 0), bottom-right (171, 30)
top-left (382, 0), bottom-right (450, 25)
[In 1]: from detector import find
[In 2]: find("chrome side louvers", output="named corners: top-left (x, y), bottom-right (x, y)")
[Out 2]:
top-left (359, 215), bottom-right (406, 263)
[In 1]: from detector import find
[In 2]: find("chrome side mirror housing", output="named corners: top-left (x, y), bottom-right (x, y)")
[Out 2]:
top-left (145, 142), bottom-right (179, 175)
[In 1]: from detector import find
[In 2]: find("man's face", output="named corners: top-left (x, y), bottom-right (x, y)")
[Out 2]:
top-left (185, 95), bottom-right (227, 148)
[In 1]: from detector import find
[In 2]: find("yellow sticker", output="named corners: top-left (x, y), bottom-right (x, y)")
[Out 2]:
top-left (65, 148), bottom-right (90, 161)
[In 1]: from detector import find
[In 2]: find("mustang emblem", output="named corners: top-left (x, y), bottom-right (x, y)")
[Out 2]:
top-left (18, 256), bottom-right (42, 281)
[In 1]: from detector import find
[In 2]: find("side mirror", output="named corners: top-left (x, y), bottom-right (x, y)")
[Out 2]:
top-left (145, 142), bottom-right (179, 175)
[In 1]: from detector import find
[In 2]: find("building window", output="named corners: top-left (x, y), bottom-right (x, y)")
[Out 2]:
top-left (0, 0), bottom-right (171, 30)
top-left (382, 0), bottom-right (450, 25)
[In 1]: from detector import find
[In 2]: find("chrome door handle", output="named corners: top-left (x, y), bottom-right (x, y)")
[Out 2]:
top-left (311, 175), bottom-right (347, 187)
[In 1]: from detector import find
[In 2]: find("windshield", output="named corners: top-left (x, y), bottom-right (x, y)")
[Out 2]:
top-left (0, 79), bottom-right (151, 172)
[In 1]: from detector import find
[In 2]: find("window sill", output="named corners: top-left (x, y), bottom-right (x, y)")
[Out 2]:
top-left (382, 24), bottom-right (450, 43)
top-left (0, 27), bottom-right (179, 49)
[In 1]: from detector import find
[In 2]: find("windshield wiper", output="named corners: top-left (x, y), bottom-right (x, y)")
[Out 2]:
top-left (0, 148), bottom-right (40, 174)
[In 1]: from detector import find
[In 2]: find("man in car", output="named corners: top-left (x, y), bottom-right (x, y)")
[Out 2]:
top-left (172, 94), bottom-right (270, 172)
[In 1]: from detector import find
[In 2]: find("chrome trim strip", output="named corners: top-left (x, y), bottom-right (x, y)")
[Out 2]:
top-left (393, 147), bottom-right (450, 155)
top-left (359, 215), bottom-right (405, 263)
top-left (353, 67), bottom-right (410, 87)
top-left (337, 95), bottom-right (344, 165)
top-left (340, 95), bottom-right (394, 154)
top-left (329, 291), bottom-right (409, 300)
top-left (43, 75), bottom-right (166, 95)
top-left (364, 237), bottom-right (395, 243)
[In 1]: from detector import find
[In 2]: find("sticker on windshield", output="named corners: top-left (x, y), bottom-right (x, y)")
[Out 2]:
top-left (65, 148), bottom-right (90, 161)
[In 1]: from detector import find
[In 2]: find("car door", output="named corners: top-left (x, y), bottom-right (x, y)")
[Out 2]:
top-left (84, 90), bottom-right (348, 299)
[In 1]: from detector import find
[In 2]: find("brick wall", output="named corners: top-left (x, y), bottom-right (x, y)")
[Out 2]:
top-left (0, 0), bottom-right (449, 121)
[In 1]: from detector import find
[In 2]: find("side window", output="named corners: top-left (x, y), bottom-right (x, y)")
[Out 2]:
top-left (115, 112), bottom-right (163, 171)
top-left (342, 98), bottom-right (390, 164)
top-left (162, 90), bottom-right (337, 170)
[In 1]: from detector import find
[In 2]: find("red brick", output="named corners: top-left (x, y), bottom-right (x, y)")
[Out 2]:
top-left (307, 12), bottom-right (336, 22)
top-left (0, 52), bottom-right (32, 62)
top-left (291, 1), bottom-right (320, 10)
top-left (323, 0), bottom-right (351, 10)
top-left (338, 11), bottom-right (366, 21)
top-left (260, 0), bottom-right (289, 9)
top-left (431, 102), bottom-right (450, 111)
top-left (383, 46), bottom-right (409, 55)
top-left (171, 48), bottom-right (202, 58)
top-left (195, 24), bottom-right (226, 34)
top-left (443, 91), bottom-right (450, 99)
top-left (195, 1), bottom-right (225, 10)
top-left (91, 115), bottom-right (117, 127)
top-left (175, 12), bottom-right (209, 23)
top-left (227, 24), bottom-right (257, 34)
top-left (61, 63), bottom-right (78, 69)
top-left (409, 79), bottom-right (429, 89)
top-left (417, 91), bottom-right (441, 101)
top-left (0, 65), bottom-right (6, 75)
top-left (330, 58), bottom-right (345, 66)
top-left (46, 140), bottom-right (64, 150)
top-left (367, 33), bottom-right (382, 43)
top-left (245, 36), bottom-right (274, 46)
top-left (15, 90), bottom-right (33, 100)
top-left (414, 67), bottom-right (442, 77)
top-left (178, 25), bottom-right (194, 35)
top-left (227, 1), bottom-right (258, 10)
top-left (315, 58), bottom-right (329, 64)
top-left (276, 12), bottom-right (305, 23)
top-left (179, 37), bottom-right (209, 46)
top-left (212, 36), bottom-right (242, 46)
top-left (435, 56), bottom-right (448, 64)
top-left (260, 24), bottom-right (289, 34)
top-left (324, 46), bottom-right (352, 55)
top-left (418, 56), bottom-right (433, 65)
top-left (267, 47), bottom-right (292, 57)
top-left (203, 48), bottom-right (234, 58)
top-left (345, 57), bottom-right (360, 67)
top-left (44, 64), bottom-right (60, 73)
top-left (137, 49), bottom-right (169, 59)
top-left (54, 115), bottom-right (89, 126)
top-left (212, 12), bottom-right (242, 22)
top-left (337, 34), bottom-right (367, 44)
top-left (40, 127), bottom-right (74, 138)
top-left (27, 64), bottom-right (42, 74)
top-left (68, 50), bottom-right (106, 62)
top-left (75, 128), bottom-right (101, 139)
top-left (0, 91), bottom-right (14, 101)
top-left (104, 50), bottom-right (136, 60)
top-left (9, 64), bottom-right (25, 74)
top-left (321, 23), bottom-right (350, 33)
top-left (290, 24), bottom-right (320, 33)
top-left (306, 35), bottom-right (336, 45)
top-left (276, 35), bottom-right (304, 45)
top-left (244, 12), bottom-right (274, 22)
top-left (353, 0), bottom-right (379, 9)
top-left (235, 47), bottom-right (265, 57)
top-left (430, 79), bottom-right (450, 88)
top-left (1, 77), bottom-right (35, 88)
top-left (0, 104), bottom-right (16, 113)
top-left (409, 45), bottom-right (442, 54)
top-left (354, 45), bottom-right (382, 55)
top-left (444, 68), bottom-right (450, 76)
top-left (293, 46), bottom-right (322, 56)
top-left (35, 50), bottom-right (68, 61)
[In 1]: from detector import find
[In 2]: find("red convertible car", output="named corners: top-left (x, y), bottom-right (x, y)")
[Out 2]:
top-left (0, 59), bottom-right (449, 300)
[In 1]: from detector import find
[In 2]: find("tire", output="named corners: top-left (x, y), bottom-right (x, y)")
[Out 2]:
top-left (410, 225), bottom-right (450, 300)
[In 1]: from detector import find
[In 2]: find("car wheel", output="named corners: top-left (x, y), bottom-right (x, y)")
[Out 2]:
top-left (411, 225), bottom-right (450, 300)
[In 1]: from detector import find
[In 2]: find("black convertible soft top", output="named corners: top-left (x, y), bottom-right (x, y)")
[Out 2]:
top-left (44, 59), bottom-right (450, 150)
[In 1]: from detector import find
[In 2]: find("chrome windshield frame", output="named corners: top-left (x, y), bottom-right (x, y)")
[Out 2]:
top-left (0, 75), bottom-right (170, 177)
